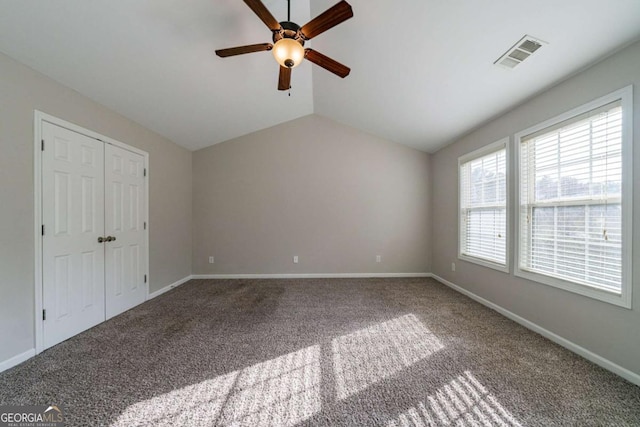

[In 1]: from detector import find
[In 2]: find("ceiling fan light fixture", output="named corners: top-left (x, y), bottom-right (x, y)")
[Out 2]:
top-left (272, 38), bottom-right (305, 68)
top-left (215, 0), bottom-right (353, 90)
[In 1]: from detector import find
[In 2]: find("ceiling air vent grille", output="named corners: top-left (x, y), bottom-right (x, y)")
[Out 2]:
top-left (495, 35), bottom-right (546, 69)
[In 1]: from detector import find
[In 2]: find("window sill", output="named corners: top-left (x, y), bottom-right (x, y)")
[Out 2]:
top-left (514, 267), bottom-right (631, 309)
top-left (458, 253), bottom-right (509, 273)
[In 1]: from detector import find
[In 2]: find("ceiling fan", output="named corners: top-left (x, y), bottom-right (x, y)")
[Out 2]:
top-left (215, 0), bottom-right (353, 91)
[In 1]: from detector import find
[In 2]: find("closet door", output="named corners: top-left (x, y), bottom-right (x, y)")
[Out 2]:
top-left (104, 144), bottom-right (147, 319)
top-left (42, 122), bottom-right (105, 349)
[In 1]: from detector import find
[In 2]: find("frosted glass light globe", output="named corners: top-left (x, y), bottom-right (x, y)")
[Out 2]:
top-left (272, 38), bottom-right (305, 68)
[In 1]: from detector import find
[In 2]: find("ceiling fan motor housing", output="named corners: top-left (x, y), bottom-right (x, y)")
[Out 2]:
top-left (273, 21), bottom-right (305, 45)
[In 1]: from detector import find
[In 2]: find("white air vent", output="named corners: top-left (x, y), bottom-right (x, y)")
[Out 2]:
top-left (495, 35), bottom-right (546, 69)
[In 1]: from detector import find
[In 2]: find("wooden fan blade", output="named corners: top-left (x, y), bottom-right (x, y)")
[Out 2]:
top-left (278, 66), bottom-right (292, 91)
top-left (305, 49), bottom-right (350, 78)
top-left (243, 0), bottom-right (281, 31)
top-left (215, 43), bottom-right (273, 57)
top-left (300, 0), bottom-right (353, 40)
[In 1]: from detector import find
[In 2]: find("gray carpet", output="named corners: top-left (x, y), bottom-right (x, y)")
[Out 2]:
top-left (1, 278), bottom-right (639, 426)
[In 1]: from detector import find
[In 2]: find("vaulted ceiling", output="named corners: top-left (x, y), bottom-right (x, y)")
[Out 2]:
top-left (1, 0), bottom-right (639, 152)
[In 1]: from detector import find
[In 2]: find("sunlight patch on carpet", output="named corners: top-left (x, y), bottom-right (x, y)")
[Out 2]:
top-left (387, 371), bottom-right (522, 427)
top-left (112, 345), bottom-right (321, 426)
top-left (332, 313), bottom-right (444, 400)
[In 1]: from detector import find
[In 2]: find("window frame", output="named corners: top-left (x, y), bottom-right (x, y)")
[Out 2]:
top-left (458, 138), bottom-right (510, 273)
top-left (514, 86), bottom-right (633, 309)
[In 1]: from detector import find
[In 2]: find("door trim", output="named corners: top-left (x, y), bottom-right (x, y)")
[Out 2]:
top-left (33, 111), bottom-right (150, 354)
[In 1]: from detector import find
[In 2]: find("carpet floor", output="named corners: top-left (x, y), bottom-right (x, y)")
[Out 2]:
top-left (1, 278), bottom-right (639, 426)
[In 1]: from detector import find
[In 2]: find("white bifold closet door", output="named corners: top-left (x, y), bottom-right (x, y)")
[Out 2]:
top-left (42, 123), bottom-right (106, 349)
top-left (42, 122), bottom-right (147, 349)
top-left (104, 144), bottom-right (147, 319)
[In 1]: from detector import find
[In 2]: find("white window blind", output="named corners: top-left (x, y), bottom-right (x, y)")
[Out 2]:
top-left (519, 100), bottom-right (623, 292)
top-left (459, 144), bottom-right (507, 267)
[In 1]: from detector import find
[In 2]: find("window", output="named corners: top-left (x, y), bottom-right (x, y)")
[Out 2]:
top-left (516, 86), bottom-right (633, 308)
top-left (459, 139), bottom-right (508, 272)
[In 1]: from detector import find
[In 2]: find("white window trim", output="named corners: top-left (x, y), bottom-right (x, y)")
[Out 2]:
top-left (514, 86), bottom-right (633, 309)
top-left (458, 137), bottom-right (510, 273)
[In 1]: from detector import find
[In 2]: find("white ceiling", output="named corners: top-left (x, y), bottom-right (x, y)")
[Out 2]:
top-left (1, 1), bottom-right (639, 152)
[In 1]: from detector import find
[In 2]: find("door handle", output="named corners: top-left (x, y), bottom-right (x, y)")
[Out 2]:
top-left (98, 236), bottom-right (105, 243)
top-left (106, 236), bottom-right (117, 242)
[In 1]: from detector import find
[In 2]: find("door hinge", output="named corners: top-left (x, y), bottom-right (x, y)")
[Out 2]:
top-left (42, 309), bottom-right (46, 321)
top-left (42, 225), bottom-right (45, 236)
top-left (144, 274), bottom-right (147, 283)
top-left (144, 168), bottom-right (147, 177)
top-left (41, 139), bottom-right (45, 151)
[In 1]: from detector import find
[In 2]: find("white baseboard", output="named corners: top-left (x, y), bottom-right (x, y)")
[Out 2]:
top-left (191, 273), bottom-right (432, 279)
top-left (430, 273), bottom-right (640, 387)
top-left (0, 348), bottom-right (36, 373)
top-left (147, 275), bottom-right (193, 300)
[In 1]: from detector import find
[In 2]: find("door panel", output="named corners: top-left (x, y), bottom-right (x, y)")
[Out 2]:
top-left (105, 144), bottom-right (147, 319)
top-left (42, 122), bottom-right (105, 349)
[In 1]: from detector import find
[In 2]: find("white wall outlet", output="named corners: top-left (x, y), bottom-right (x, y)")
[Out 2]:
top-left (209, 256), bottom-right (214, 264)
top-left (376, 255), bottom-right (382, 263)
top-left (451, 262), bottom-right (456, 272)
top-left (293, 256), bottom-right (299, 264)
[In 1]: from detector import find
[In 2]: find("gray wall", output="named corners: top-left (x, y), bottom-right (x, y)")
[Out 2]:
top-left (431, 40), bottom-right (640, 375)
top-left (0, 52), bottom-right (192, 363)
top-left (192, 114), bottom-right (431, 275)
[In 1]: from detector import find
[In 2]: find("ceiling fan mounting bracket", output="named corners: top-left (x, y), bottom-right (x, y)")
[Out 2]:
top-left (273, 21), bottom-right (305, 45)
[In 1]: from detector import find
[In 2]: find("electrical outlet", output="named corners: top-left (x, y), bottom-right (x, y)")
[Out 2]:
top-left (293, 256), bottom-right (299, 264)
top-left (451, 262), bottom-right (456, 272)
top-left (209, 256), bottom-right (214, 264)
top-left (376, 255), bottom-right (382, 263)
